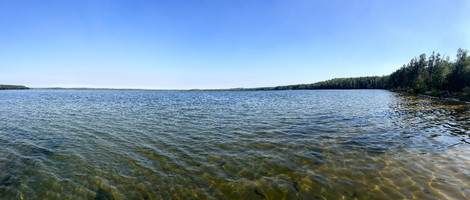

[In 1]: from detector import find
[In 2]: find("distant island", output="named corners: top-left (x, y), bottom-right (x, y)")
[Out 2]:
top-left (0, 85), bottom-right (29, 90)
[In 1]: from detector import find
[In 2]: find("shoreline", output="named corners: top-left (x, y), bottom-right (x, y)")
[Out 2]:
top-left (393, 90), bottom-right (470, 104)
top-left (419, 93), bottom-right (470, 104)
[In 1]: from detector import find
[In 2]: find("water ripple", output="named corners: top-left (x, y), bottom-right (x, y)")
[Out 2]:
top-left (0, 90), bottom-right (469, 199)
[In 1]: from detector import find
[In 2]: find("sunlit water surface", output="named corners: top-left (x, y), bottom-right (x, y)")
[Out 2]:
top-left (0, 90), bottom-right (469, 199)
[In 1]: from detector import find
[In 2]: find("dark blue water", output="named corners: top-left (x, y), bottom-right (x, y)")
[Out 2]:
top-left (0, 89), bottom-right (469, 199)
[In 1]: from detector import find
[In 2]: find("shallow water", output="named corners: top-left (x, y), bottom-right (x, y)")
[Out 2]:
top-left (0, 89), bottom-right (469, 199)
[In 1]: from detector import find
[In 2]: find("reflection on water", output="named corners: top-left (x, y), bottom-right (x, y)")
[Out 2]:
top-left (0, 90), bottom-right (469, 199)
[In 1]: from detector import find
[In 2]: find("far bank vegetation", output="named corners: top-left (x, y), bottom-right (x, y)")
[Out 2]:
top-left (250, 48), bottom-right (470, 101)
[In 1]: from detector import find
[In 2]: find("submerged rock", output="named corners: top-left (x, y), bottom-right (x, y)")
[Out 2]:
top-left (94, 188), bottom-right (114, 200)
top-left (254, 188), bottom-right (265, 199)
top-left (217, 160), bottom-right (226, 166)
top-left (293, 181), bottom-right (299, 192)
top-left (423, 188), bottom-right (430, 194)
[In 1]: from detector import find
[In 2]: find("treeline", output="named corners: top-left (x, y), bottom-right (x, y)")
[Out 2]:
top-left (243, 48), bottom-right (470, 100)
top-left (228, 76), bottom-right (388, 91)
top-left (0, 85), bottom-right (29, 90)
top-left (302, 76), bottom-right (389, 89)
top-left (388, 48), bottom-right (470, 94)
top-left (386, 48), bottom-right (470, 101)
top-left (238, 76), bottom-right (388, 90)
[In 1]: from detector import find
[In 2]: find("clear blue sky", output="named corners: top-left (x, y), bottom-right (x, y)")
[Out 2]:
top-left (1, 0), bottom-right (469, 89)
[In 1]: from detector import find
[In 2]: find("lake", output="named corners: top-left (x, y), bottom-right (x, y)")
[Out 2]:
top-left (0, 89), bottom-right (469, 199)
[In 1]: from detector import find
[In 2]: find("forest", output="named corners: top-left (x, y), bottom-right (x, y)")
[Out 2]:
top-left (245, 48), bottom-right (470, 101)
top-left (0, 85), bottom-right (29, 90)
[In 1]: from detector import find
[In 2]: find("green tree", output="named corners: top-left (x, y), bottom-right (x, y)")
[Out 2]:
top-left (447, 48), bottom-right (470, 91)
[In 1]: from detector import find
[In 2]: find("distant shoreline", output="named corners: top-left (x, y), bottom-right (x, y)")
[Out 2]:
top-left (13, 48), bottom-right (469, 102)
top-left (0, 84), bottom-right (29, 90)
top-left (2, 85), bottom-right (388, 91)
top-left (27, 87), bottom-right (385, 92)
top-left (3, 48), bottom-right (469, 101)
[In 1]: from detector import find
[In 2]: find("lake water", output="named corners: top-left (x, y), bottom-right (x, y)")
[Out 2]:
top-left (0, 89), bottom-right (469, 199)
